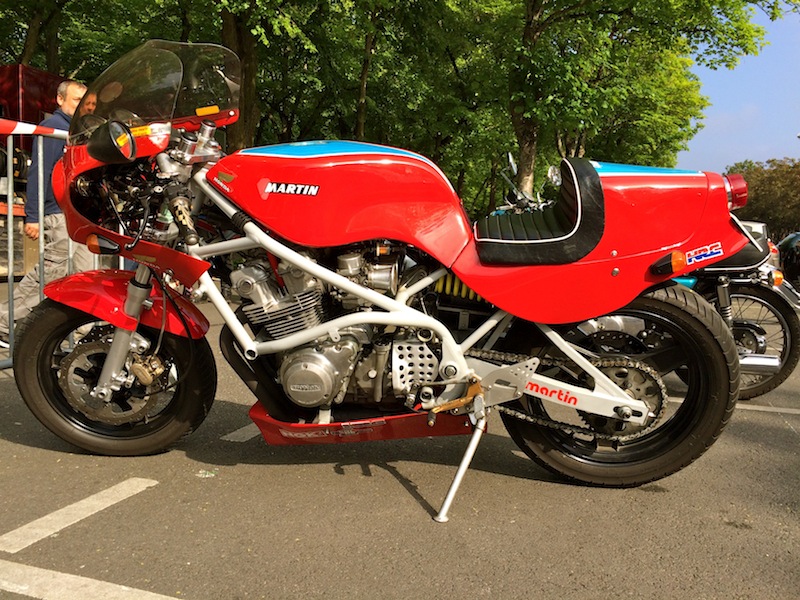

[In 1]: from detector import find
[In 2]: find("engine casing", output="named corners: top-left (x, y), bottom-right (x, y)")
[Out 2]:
top-left (279, 339), bottom-right (360, 407)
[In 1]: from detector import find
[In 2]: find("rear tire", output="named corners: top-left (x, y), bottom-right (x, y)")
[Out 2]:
top-left (501, 285), bottom-right (739, 487)
top-left (14, 299), bottom-right (216, 456)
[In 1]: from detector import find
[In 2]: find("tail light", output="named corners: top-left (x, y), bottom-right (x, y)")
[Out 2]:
top-left (769, 240), bottom-right (779, 259)
top-left (724, 173), bottom-right (748, 209)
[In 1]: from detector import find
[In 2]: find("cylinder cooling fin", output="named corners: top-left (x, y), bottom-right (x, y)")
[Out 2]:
top-left (241, 289), bottom-right (324, 339)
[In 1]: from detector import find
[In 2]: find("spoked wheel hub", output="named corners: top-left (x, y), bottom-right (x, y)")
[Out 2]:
top-left (733, 323), bottom-right (768, 354)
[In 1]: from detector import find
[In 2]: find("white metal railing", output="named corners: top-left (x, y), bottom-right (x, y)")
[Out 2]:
top-left (1, 124), bottom-right (95, 368)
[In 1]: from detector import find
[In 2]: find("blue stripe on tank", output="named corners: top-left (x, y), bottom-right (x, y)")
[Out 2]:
top-left (590, 161), bottom-right (703, 176)
top-left (241, 140), bottom-right (423, 160)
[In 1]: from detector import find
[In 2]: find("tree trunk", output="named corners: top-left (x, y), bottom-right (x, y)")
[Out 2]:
top-left (510, 93), bottom-right (539, 196)
top-left (508, 0), bottom-right (548, 197)
top-left (456, 167), bottom-right (466, 198)
top-left (355, 24), bottom-right (378, 141)
top-left (42, 10), bottom-right (62, 74)
top-left (221, 9), bottom-right (259, 151)
top-left (19, 10), bottom-right (45, 65)
top-left (517, 129), bottom-right (538, 197)
top-left (178, 0), bottom-right (192, 42)
top-left (488, 160), bottom-right (499, 214)
top-left (556, 129), bottom-right (587, 158)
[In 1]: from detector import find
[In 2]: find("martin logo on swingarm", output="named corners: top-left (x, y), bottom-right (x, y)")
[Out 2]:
top-left (525, 381), bottom-right (579, 405)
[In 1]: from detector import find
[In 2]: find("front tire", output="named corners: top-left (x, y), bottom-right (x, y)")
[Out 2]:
top-left (14, 299), bottom-right (217, 456)
top-left (501, 285), bottom-right (739, 487)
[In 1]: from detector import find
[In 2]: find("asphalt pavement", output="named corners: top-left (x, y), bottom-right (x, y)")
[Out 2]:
top-left (0, 312), bottom-right (798, 599)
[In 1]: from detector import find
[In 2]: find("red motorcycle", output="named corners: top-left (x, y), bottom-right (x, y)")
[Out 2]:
top-left (14, 41), bottom-right (749, 521)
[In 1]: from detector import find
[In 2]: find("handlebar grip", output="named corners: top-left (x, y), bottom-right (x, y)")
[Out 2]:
top-left (168, 194), bottom-right (199, 245)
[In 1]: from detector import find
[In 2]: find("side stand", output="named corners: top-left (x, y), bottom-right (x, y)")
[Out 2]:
top-left (434, 416), bottom-right (487, 523)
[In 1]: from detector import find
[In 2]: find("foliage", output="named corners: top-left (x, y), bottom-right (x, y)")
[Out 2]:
top-left (727, 158), bottom-right (800, 236)
top-left (2, 0), bottom-right (798, 215)
top-left (506, 0), bottom-right (800, 194)
top-left (544, 40), bottom-right (708, 168)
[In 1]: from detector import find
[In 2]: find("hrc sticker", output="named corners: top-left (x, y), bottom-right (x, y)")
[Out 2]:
top-left (686, 242), bottom-right (723, 265)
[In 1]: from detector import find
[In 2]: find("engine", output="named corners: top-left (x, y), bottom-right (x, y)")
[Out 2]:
top-left (231, 261), bottom-right (324, 340)
top-left (230, 244), bottom-right (434, 410)
top-left (278, 325), bottom-right (371, 407)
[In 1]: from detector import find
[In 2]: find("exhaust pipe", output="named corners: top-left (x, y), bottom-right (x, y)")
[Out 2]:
top-left (739, 353), bottom-right (781, 375)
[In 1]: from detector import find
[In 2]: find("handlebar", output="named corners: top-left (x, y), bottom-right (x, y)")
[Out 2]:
top-left (165, 184), bottom-right (199, 245)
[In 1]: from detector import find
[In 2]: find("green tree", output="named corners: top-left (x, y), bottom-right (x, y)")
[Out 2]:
top-left (544, 39), bottom-right (707, 168)
top-left (2, 0), bottom-right (221, 80)
top-left (728, 158), bottom-right (800, 236)
top-left (4, 0), bottom-right (791, 216)
top-left (216, 0), bottom-right (514, 213)
top-left (507, 0), bottom-right (798, 195)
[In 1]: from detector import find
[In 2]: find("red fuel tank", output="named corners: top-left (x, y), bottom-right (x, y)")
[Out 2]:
top-left (206, 141), bottom-right (473, 267)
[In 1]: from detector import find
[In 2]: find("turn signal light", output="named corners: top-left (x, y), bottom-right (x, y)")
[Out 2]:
top-left (650, 251), bottom-right (687, 275)
top-left (86, 234), bottom-right (121, 255)
top-left (724, 174), bottom-right (748, 209)
top-left (769, 270), bottom-right (784, 287)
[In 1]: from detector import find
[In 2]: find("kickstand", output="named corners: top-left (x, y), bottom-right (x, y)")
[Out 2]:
top-left (434, 416), bottom-right (487, 523)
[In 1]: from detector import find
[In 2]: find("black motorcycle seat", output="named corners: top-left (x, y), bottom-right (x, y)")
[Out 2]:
top-left (474, 157), bottom-right (605, 265)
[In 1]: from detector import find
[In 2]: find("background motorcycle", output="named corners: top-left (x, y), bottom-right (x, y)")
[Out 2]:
top-left (778, 230), bottom-right (800, 285)
top-left (676, 222), bottom-right (800, 399)
top-left (13, 41), bottom-right (749, 520)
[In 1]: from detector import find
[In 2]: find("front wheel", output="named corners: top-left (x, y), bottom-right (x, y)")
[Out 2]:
top-left (14, 299), bottom-right (217, 456)
top-left (500, 285), bottom-right (739, 487)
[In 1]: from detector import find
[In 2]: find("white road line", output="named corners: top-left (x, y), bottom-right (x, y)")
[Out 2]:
top-left (0, 478), bottom-right (158, 554)
top-left (736, 404), bottom-right (800, 415)
top-left (0, 558), bottom-right (179, 599)
top-left (221, 422), bottom-right (261, 442)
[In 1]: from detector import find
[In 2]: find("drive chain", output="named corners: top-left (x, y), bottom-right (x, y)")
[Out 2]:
top-left (465, 348), bottom-right (669, 443)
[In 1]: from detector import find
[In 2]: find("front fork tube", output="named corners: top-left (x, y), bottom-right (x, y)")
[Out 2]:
top-left (91, 265), bottom-right (153, 401)
top-left (716, 276), bottom-right (733, 329)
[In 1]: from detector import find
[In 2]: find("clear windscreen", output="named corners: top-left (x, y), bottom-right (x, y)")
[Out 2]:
top-left (69, 40), bottom-right (241, 145)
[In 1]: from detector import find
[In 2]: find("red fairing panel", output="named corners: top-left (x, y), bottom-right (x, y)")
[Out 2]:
top-left (451, 167), bottom-right (747, 324)
top-left (54, 141), bottom-right (212, 287)
top-left (206, 141), bottom-right (473, 267)
top-left (44, 270), bottom-right (210, 339)
top-left (248, 402), bottom-right (473, 445)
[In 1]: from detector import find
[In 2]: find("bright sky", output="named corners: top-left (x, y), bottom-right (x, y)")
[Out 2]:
top-left (675, 10), bottom-right (800, 174)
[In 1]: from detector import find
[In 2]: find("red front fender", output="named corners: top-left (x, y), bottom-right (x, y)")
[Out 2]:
top-left (44, 270), bottom-right (209, 339)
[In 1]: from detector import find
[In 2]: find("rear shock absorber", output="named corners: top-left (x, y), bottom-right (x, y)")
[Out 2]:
top-left (716, 275), bottom-right (733, 329)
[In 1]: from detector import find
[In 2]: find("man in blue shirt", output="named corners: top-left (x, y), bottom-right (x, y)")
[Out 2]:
top-left (0, 80), bottom-right (94, 347)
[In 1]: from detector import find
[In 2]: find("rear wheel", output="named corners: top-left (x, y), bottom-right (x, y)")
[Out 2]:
top-left (14, 299), bottom-right (217, 456)
top-left (500, 285), bottom-right (739, 487)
